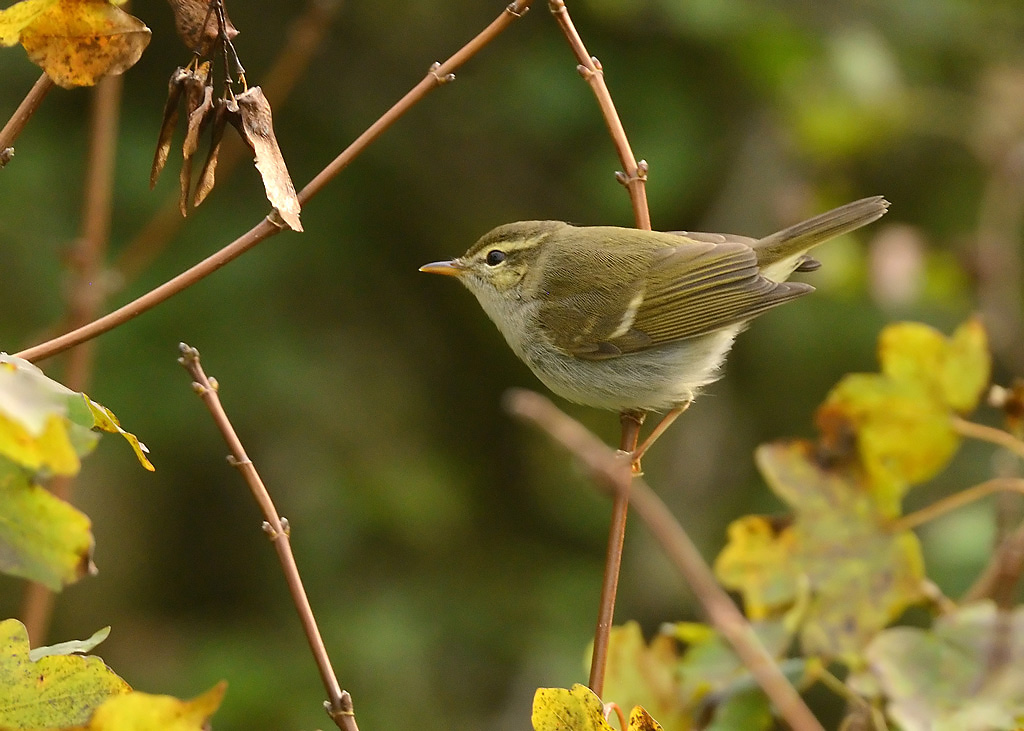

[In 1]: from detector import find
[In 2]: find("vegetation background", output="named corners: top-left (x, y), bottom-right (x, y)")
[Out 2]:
top-left (1, 0), bottom-right (1022, 728)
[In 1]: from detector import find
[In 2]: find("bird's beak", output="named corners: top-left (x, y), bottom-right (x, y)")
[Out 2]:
top-left (419, 259), bottom-right (464, 277)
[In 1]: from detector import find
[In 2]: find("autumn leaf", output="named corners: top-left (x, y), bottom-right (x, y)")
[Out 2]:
top-left (0, 0), bottom-right (151, 88)
top-left (715, 440), bottom-right (926, 664)
top-left (88, 682), bottom-right (227, 731)
top-left (0, 457), bottom-right (94, 589)
top-left (0, 619), bottom-right (129, 728)
top-left (533, 685), bottom-right (614, 731)
top-left (852, 602), bottom-right (1024, 731)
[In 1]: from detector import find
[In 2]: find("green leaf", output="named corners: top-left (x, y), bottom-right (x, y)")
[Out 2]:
top-left (716, 440), bottom-right (926, 663)
top-left (0, 619), bottom-right (129, 728)
top-left (30, 626), bottom-right (110, 662)
top-left (860, 601), bottom-right (1024, 731)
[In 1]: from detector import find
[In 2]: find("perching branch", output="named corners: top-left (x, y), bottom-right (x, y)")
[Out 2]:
top-left (951, 416), bottom-right (1024, 461)
top-left (0, 73), bottom-right (55, 168)
top-left (546, 0), bottom-right (653, 696)
top-left (15, 0), bottom-right (534, 363)
top-left (505, 389), bottom-right (825, 731)
top-left (178, 344), bottom-right (358, 731)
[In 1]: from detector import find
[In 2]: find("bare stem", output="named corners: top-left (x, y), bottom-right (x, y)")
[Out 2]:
top-left (0, 73), bottom-right (55, 167)
top-left (892, 477), bottom-right (1024, 533)
top-left (952, 416), bottom-right (1024, 461)
top-left (178, 344), bottom-right (357, 731)
top-left (505, 390), bottom-right (824, 731)
top-left (547, 0), bottom-right (650, 230)
top-left (963, 515), bottom-right (1024, 607)
top-left (19, 73), bottom-right (124, 645)
top-left (587, 413), bottom-right (641, 695)
top-left (14, 0), bottom-right (534, 363)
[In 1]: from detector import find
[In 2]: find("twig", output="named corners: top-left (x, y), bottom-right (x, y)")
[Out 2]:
top-left (14, 0), bottom-right (534, 363)
top-left (891, 477), bottom-right (1024, 533)
top-left (586, 413), bottom-right (639, 695)
top-left (19, 73), bottom-right (124, 645)
top-left (178, 344), bottom-right (358, 731)
top-left (963, 517), bottom-right (1024, 607)
top-left (505, 390), bottom-right (825, 731)
top-left (114, 0), bottom-right (342, 285)
top-left (952, 416), bottom-right (1024, 461)
top-left (547, 0), bottom-right (650, 230)
top-left (0, 73), bottom-right (55, 167)
top-left (546, 0), bottom-right (652, 696)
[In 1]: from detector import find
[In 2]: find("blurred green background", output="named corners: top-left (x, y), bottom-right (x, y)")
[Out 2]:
top-left (2, 0), bottom-right (1023, 728)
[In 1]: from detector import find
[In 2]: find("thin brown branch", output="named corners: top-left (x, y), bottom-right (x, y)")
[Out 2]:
top-left (178, 344), bottom-right (357, 731)
top-left (952, 416), bottom-right (1024, 461)
top-left (963, 517), bottom-right (1024, 607)
top-left (505, 390), bottom-right (824, 731)
top-left (19, 73), bottom-right (124, 646)
top-left (114, 0), bottom-right (342, 285)
top-left (586, 413), bottom-right (641, 695)
top-left (15, 0), bottom-right (534, 363)
top-left (891, 477), bottom-right (1024, 533)
top-left (547, 0), bottom-right (650, 230)
top-left (0, 73), bottom-right (55, 167)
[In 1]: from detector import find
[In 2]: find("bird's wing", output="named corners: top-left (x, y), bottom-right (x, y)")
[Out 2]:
top-left (537, 238), bottom-right (812, 360)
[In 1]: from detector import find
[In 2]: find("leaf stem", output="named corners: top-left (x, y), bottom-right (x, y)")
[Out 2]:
top-left (505, 390), bottom-right (824, 731)
top-left (0, 73), bottom-right (55, 167)
top-left (951, 416), bottom-right (1024, 460)
top-left (178, 344), bottom-right (358, 731)
top-left (891, 477), bottom-right (1024, 532)
top-left (14, 0), bottom-right (534, 363)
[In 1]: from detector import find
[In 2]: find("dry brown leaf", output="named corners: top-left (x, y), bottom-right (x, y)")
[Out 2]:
top-left (176, 62), bottom-right (212, 216)
top-left (14, 0), bottom-right (151, 88)
top-left (231, 86), bottom-right (302, 231)
top-left (165, 0), bottom-right (236, 55)
top-left (193, 96), bottom-right (235, 207)
top-left (150, 66), bottom-right (190, 188)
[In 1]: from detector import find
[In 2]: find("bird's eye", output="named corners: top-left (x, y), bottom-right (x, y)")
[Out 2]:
top-left (485, 249), bottom-right (507, 266)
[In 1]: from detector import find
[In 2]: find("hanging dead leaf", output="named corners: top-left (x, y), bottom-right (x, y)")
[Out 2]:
top-left (150, 66), bottom-right (190, 188)
top-left (193, 95), bottom-right (234, 206)
top-left (0, 0), bottom-right (152, 88)
top-left (173, 62), bottom-right (212, 216)
top-left (230, 86), bottom-right (303, 231)
top-left (165, 0), bottom-right (236, 55)
top-left (179, 83), bottom-right (214, 216)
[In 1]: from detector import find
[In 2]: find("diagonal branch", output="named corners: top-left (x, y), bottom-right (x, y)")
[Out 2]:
top-left (506, 389), bottom-right (825, 731)
top-left (0, 73), bottom-right (55, 168)
top-left (178, 344), bottom-right (358, 731)
top-left (15, 0), bottom-right (534, 363)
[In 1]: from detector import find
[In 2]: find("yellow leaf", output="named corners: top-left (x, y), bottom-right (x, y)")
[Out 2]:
top-left (627, 706), bottom-right (664, 731)
top-left (0, 458), bottom-right (94, 589)
top-left (713, 516), bottom-right (798, 619)
top-left (818, 373), bottom-right (958, 502)
top-left (0, 619), bottom-right (129, 728)
top-left (88, 682), bottom-right (227, 731)
top-left (84, 398), bottom-right (154, 471)
top-left (598, 623), bottom-right (686, 730)
top-left (533, 684), bottom-right (614, 731)
top-left (0, 0), bottom-right (56, 45)
top-left (1, 0), bottom-right (151, 88)
top-left (878, 318), bottom-right (990, 413)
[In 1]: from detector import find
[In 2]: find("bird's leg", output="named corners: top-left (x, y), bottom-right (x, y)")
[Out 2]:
top-left (631, 401), bottom-right (691, 473)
